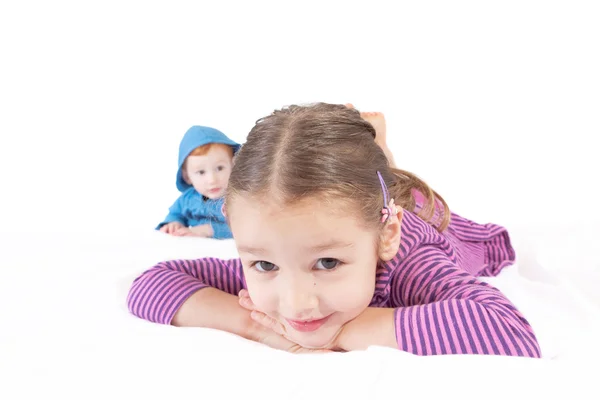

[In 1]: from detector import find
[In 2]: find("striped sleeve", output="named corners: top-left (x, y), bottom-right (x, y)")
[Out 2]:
top-left (126, 257), bottom-right (245, 325)
top-left (390, 247), bottom-right (541, 357)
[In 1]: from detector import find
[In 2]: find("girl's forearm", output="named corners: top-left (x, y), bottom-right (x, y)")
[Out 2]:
top-left (171, 287), bottom-right (259, 341)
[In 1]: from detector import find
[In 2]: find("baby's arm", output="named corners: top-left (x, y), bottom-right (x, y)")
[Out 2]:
top-left (209, 221), bottom-right (232, 239)
top-left (339, 248), bottom-right (541, 357)
top-left (156, 197), bottom-right (188, 231)
top-left (177, 224), bottom-right (213, 237)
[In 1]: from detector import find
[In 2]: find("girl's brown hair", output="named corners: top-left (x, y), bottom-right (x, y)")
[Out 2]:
top-left (225, 103), bottom-right (450, 232)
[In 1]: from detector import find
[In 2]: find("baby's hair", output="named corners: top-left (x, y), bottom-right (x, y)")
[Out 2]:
top-left (188, 143), bottom-right (234, 158)
top-left (225, 103), bottom-right (450, 232)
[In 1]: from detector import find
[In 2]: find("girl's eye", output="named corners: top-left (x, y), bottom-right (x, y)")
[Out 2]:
top-left (315, 258), bottom-right (340, 270)
top-left (217, 165), bottom-right (224, 171)
top-left (254, 261), bottom-right (278, 272)
top-left (196, 170), bottom-right (205, 175)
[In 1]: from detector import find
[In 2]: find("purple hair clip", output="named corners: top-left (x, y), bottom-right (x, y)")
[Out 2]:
top-left (377, 171), bottom-right (398, 223)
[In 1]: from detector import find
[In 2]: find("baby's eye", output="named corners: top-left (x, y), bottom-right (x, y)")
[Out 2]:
top-left (254, 261), bottom-right (278, 272)
top-left (315, 258), bottom-right (340, 270)
top-left (196, 170), bottom-right (205, 175)
top-left (217, 165), bottom-right (225, 171)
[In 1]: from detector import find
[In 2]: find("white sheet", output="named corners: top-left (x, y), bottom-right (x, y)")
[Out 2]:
top-left (2, 1), bottom-right (599, 398)
top-left (1, 227), bottom-right (599, 399)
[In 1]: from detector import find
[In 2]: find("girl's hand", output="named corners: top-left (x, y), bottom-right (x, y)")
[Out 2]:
top-left (238, 289), bottom-right (334, 354)
top-left (239, 290), bottom-right (396, 352)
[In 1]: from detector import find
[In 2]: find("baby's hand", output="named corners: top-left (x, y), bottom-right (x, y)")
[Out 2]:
top-left (173, 224), bottom-right (214, 238)
top-left (160, 221), bottom-right (185, 234)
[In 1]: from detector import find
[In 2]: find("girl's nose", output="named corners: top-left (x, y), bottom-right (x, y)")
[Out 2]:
top-left (283, 282), bottom-right (318, 319)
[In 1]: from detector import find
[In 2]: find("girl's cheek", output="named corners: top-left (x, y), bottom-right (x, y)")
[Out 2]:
top-left (246, 282), bottom-right (275, 311)
top-left (326, 280), bottom-right (375, 313)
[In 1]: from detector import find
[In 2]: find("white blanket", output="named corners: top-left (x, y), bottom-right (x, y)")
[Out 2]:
top-left (2, 1), bottom-right (599, 398)
top-left (1, 227), bottom-right (599, 399)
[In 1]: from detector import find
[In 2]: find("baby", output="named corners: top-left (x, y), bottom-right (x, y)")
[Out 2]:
top-left (156, 125), bottom-right (240, 239)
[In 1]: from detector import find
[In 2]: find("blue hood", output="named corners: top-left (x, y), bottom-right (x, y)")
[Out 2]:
top-left (176, 125), bottom-right (241, 192)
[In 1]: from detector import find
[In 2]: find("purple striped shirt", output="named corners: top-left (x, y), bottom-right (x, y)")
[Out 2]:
top-left (127, 210), bottom-right (541, 358)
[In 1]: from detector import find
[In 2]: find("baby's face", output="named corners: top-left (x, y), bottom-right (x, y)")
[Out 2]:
top-left (229, 196), bottom-right (380, 349)
top-left (184, 146), bottom-right (233, 199)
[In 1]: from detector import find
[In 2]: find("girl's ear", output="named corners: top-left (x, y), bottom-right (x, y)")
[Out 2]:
top-left (378, 208), bottom-right (403, 261)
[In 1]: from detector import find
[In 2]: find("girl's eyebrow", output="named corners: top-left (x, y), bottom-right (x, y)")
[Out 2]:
top-left (238, 241), bottom-right (353, 255)
top-left (237, 245), bottom-right (267, 255)
top-left (307, 240), bottom-right (353, 252)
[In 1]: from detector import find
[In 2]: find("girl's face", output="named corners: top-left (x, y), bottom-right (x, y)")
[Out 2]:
top-left (229, 196), bottom-right (380, 349)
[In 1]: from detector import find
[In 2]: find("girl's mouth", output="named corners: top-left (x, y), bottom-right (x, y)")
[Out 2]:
top-left (285, 315), bottom-right (331, 332)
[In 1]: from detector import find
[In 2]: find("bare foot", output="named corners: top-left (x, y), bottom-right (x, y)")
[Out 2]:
top-left (345, 104), bottom-right (396, 167)
top-left (344, 104), bottom-right (387, 146)
top-left (360, 111), bottom-right (387, 148)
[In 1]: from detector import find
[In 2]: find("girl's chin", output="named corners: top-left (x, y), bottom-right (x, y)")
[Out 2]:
top-left (293, 336), bottom-right (332, 350)
top-left (287, 327), bottom-right (339, 350)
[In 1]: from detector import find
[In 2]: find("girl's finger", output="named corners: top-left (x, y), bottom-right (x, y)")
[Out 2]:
top-left (239, 290), bottom-right (252, 302)
top-left (251, 311), bottom-right (286, 336)
top-left (238, 296), bottom-right (255, 311)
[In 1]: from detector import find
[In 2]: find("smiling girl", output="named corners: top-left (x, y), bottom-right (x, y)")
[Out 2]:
top-left (127, 103), bottom-right (541, 357)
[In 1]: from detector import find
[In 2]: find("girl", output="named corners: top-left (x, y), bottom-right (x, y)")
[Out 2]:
top-left (127, 103), bottom-right (541, 357)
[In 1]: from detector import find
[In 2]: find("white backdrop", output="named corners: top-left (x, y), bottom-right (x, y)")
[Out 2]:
top-left (1, 0), bottom-right (598, 234)
top-left (2, 3), bottom-right (600, 398)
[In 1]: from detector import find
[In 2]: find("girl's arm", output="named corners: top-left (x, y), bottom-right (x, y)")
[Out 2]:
top-left (170, 286), bottom-right (258, 341)
top-left (338, 247), bottom-right (542, 357)
top-left (126, 258), bottom-right (245, 325)
top-left (126, 258), bottom-right (325, 352)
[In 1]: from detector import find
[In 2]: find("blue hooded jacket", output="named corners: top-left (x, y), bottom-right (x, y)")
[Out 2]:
top-left (156, 126), bottom-right (241, 239)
